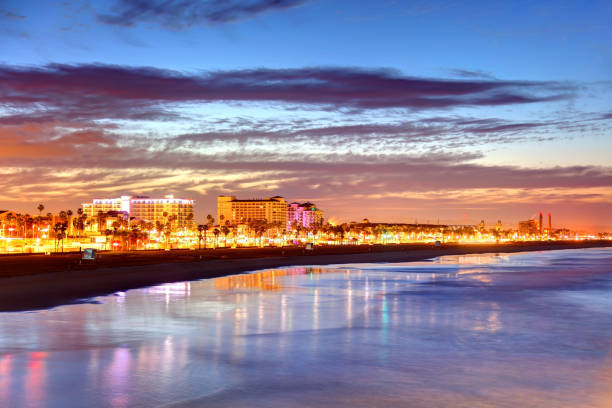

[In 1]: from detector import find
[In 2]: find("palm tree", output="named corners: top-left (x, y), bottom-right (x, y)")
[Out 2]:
top-left (66, 210), bottom-right (73, 236)
top-left (129, 227), bottom-right (145, 250)
top-left (197, 224), bottom-right (208, 249)
top-left (144, 221), bottom-right (154, 232)
top-left (76, 208), bottom-right (84, 237)
top-left (220, 225), bottom-right (230, 247)
top-left (15, 213), bottom-right (25, 239)
top-left (337, 225), bottom-right (347, 245)
top-left (73, 214), bottom-right (84, 238)
top-left (37, 204), bottom-right (44, 217)
top-left (165, 215), bottom-right (177, 248)
top-left (104, 229), bottom-right (113, 250)
top-left (116, 230), bottom-right (129, 251)
top-left (5, 213), bottom-right (14, 237)
top-left (53, 221), bottom-right (68, 252)
top-left (34, 215), bottom-right (43, 239)
top-left (25, 215), bottom-right (34, 240)
top-left (248, 219), bottom-right (268, 247)
top-left (97, 211), bottom-right (106, 233)
top-left (213, 228), bottom-right (220, 248)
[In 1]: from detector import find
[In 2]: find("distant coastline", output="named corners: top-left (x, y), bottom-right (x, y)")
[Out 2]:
top-left (1, 241), bottom-right (610, 312)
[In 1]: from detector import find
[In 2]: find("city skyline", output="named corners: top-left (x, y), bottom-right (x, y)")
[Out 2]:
top-left (1, 1), bottom-right (611, 231)
top-left (0, 191), bottom-right (581, 233)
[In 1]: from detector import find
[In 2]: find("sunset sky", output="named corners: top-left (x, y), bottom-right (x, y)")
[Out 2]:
top-left (1, 0), bottom-right (611, 231)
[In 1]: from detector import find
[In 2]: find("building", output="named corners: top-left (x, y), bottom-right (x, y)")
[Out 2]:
top-left (477, 220), bottom-right (486, 232)
top-left (217, 195), bottom-right (287, 226)
top-left (518, 219), bottom-right (539, 236)
top-left (287, 202), bottom-right (323, 230)
top-left (495, 220), bottom-right (503, 232)
top-left (83, 195), bottom-right (194, 230)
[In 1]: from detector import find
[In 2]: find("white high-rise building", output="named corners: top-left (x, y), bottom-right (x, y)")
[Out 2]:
top-left (83, 195), bottom-right (194, 229)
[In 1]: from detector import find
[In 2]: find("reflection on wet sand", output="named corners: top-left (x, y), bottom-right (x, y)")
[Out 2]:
top-left (0, 249), bottom-right (611, 407)
top-left (213, 266), bottom-right (347, 291)
top-left (436, 253), bottom-right (512, 265)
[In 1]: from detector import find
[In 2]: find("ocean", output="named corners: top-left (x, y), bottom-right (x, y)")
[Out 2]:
top-left (1, 247), bottom-right (611, 407)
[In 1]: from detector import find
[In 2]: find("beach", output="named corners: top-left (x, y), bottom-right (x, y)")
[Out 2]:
top-left (0, 240), bottom-right (610, 312)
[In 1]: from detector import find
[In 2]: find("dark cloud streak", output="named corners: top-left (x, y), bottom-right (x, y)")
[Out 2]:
top-left (0, 64), bottom-right (574, 124)
top-left (98, 0), bottom-right (309, 28)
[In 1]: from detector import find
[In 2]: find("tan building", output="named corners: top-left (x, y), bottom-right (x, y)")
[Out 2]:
top-left (83, 195), bottom-right (194, 230)
top-left (218, 195), bottom-right (287, 227)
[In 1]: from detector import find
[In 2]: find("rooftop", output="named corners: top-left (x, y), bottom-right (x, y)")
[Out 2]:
top-left (224, 196), bottom-right (286, 203)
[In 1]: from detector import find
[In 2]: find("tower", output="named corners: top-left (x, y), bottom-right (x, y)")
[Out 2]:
top-left (539, 212), bottom-right (543, 235)
top-left (548, 213), bottom-right (552, 233)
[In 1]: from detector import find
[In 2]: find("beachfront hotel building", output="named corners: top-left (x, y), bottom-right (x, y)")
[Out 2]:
top-left (83, 195), bottom-right (194, 229)
top-left (287, 202), bottom-right (324, 230)
top-left (217, 195), bottom-right (288, 226)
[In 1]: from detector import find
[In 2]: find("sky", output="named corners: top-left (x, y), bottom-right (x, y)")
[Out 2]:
top-left (0, 0), bottom-right (611, 231)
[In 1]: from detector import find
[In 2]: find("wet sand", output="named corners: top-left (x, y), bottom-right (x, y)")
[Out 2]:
top-left (0, 241), bottom-right (610, 312)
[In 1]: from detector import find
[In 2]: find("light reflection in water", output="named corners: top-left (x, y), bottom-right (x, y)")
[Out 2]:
top-left (0, 248), bottom-right (611, 407)
top-left (0, 354), bottom-right (10, 403)
top-left (106, 348), bottom-right (131, 408)
top-left (24, 351), bottom-right (47, 408)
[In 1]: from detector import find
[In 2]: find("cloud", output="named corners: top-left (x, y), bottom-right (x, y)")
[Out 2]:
top-left (172, 117), bottom-right (551, 150)
top-left (0, 63), bottom-right (575, 124)
top-left (599, 112), bottom-right (612, 120)
top-left (1, 121), bottom-right (610, 192)
top-left (97, 0), bottom-right (309, 28)
top-left (0, 9), bottom-right (26, 20)
top-left (0, 63), bottom-right (608, 228)
top-left (0, 120), bottom-right (610, 229)
top-left (448, 69), bottom-right (496, 79)
top-left (0, 124), bottom-right (122, 160)
top-left (1, 153), bottom-right (611, 231)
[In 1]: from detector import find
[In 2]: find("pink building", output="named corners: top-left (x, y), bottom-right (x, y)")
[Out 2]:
top-left (287, 202), bottom-right (323, 230)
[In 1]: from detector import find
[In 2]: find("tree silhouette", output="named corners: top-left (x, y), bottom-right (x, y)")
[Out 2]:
top-left (53, 221), bottom-right (68, 252)
top-left (213, 228), bottom-right (220, 248)
top-left (220, 225), bottom-right (230, 247)
top-left (197, 224), bottom-right (208, 249)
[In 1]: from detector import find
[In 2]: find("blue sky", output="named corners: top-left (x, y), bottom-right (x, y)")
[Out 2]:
top-left (4, 0), bottom-right (610, 80)
top-left (0, 0), bottom-right (611, 230)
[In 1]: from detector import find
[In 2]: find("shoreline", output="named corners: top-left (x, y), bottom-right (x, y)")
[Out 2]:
top-left (1, 241), bottom-right (610, 312)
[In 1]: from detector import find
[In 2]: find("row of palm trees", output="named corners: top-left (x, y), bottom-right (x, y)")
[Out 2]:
top-left (196, 216), bottom-right (290, 248)
top-left (1, 206), bottom-right (93, 239)
top-left (189, 220), bottom-right (489, 247)
top-left (2, 203), bottom-right (495, 251)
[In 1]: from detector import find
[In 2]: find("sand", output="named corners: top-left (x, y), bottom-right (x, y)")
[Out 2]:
top-left (0, 241), bottom-right (610, 312)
